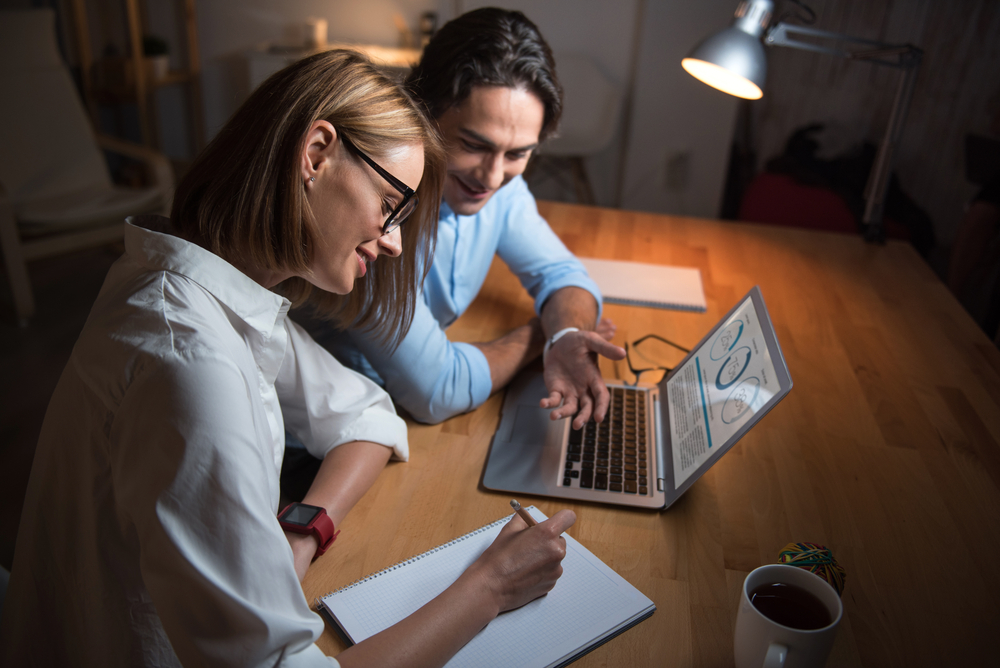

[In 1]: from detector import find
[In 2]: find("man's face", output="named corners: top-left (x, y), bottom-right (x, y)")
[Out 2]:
top-left (436, 85), bottom-right (545, 216)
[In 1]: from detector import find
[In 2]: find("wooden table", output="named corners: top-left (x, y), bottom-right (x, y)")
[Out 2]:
top-left (304, 202), bottom-right (1000, 666)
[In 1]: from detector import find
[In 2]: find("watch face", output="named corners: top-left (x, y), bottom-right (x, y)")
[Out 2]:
top-left (281, 503), bottom-right (321, 527)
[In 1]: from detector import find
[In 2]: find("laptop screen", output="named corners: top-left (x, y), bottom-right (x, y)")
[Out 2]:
top-left (663, 291), bottom-right (783, 490)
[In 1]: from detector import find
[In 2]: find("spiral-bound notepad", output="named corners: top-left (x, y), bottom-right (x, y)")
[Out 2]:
top-left (579, 257), bottom-right (707, 312)
top-left (318, 507), bottom-right (654, 668)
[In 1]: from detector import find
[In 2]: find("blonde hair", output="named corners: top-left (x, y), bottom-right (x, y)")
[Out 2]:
top-left (172, 49), bottom-right (444, 348)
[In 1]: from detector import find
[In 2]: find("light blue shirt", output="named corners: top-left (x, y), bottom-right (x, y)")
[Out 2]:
top-left (314, 176), bottom-right (601, 423)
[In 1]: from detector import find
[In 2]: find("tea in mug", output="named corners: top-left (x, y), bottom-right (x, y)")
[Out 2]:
top-left (749, 582), bottom-right (832, 630)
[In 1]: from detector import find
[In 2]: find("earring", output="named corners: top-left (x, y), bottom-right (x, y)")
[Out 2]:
top-left (309, 177), bottom-right (315, 182)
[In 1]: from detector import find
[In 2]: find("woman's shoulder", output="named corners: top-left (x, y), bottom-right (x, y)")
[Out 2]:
top-left (72, 262), bottom-right (252, 404)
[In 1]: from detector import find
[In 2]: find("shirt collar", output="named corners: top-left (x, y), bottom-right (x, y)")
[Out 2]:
top-left (124, 215), bottom-right (290, 337)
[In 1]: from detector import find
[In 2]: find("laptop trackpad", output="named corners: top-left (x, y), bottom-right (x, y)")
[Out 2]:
top-left (486, 371), bottom-right (566, 495)
top-left (506, 404), bottom-right (551, 442)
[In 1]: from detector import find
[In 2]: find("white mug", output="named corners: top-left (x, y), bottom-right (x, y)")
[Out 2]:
top-left (734, 564), bottom-right (843, 668)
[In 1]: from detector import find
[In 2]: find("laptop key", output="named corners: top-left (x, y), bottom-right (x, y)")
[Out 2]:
top-left (639, 485), bottom-right (648, 495)
top-left (624, 481), bottom-right (638, 494)
top-left (580, 470), bottom-right (593, 488)
top-left (569, 470), bottom-right (580, 478)
top-left (595, 473), bottom-right (608, 490)
top-left (564, 477), bottom-right (572, 486)
top-left (610, 482), bottom-right (623, 492)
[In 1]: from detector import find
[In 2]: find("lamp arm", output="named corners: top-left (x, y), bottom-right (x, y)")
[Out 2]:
top-left (860, 55), bottom-right (921, 241)
top-left (764, 21), bottom-right (923, 243)
top-left (765, 22), bottom-right (920, 68)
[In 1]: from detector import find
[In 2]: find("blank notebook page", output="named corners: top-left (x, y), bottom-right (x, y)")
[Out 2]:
top-left (319, 507), bottom-right (654, 668)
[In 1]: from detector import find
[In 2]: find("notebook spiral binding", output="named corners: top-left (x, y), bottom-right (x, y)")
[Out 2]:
top-left (315, 511), bottom-right (524, 607)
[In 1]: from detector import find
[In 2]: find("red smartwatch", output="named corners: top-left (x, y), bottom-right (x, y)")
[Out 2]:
top-left (278, 502), bottom-right (340, 560)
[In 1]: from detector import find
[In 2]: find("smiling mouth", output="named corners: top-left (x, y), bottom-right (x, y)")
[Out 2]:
top-left (356, 248), bottom-right (375, 277)
top-left (453, 175), bottom-right (491, 199)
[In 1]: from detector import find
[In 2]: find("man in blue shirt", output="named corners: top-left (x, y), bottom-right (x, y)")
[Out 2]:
top-left (312, 8), bottom-right (625, 427)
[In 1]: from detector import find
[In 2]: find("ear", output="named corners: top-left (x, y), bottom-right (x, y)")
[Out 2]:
top-left (301, 120), bottom-right (339, 184)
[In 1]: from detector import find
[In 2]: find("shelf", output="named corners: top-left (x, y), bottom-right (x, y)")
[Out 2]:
top-left (69, 0), bottom-right (204, 155)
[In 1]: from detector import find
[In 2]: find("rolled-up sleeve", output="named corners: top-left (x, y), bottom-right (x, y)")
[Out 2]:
top-left (494, 177), bottom-right (602, 317)
top-left (347, 297), bottom-right (493, 424)
top-left (278, 319), bottom-right (408, 461)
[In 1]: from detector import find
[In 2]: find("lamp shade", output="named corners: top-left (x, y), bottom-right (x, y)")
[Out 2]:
top-left (682, 26), bottom-right (767, 99)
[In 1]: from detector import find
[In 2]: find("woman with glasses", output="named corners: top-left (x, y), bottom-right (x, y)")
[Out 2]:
top-left (1, 49), bottom-right (575, 667)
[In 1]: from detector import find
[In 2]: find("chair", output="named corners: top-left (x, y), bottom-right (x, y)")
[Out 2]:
top-left (0, 9), bottom-right (173, 325)
top-left (530, 53), bottom-right (623, 205)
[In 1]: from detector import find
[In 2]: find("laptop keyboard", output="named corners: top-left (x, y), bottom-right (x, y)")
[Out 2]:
top-left (563, 387), bottom-right (649, 495)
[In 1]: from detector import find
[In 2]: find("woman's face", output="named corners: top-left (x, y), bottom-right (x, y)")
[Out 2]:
top-left (303, 127), bottom-right (424, 295)
top-left (436, 85), bottom-right (545, 216)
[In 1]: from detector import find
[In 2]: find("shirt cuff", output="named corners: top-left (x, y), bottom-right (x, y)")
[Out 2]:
top-left (334, 407), bottom-right (409, 462)
top-left (454, 341), bottom-right (494, 409)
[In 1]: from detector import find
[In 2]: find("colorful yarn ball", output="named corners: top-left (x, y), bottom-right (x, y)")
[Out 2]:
top-left (777, 542), bottom-right (846, 597)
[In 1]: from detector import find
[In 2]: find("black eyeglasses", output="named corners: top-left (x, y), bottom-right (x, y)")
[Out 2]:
top-left (624, 334), bottom-right (690, 386)
top-left (340, 134), bottom-right (418, 235)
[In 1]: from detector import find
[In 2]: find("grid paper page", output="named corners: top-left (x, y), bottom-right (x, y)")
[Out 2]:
top-left (320, 507), bottom-right (654, 668)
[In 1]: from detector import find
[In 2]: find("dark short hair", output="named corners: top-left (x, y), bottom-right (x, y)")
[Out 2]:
top-left (406, 7), bottom-right (562, 141)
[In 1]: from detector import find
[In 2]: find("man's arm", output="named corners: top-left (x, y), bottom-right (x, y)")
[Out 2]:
top-left (538, 287), bottom-right (625, 429)
top-left (470, 319), bottom-right (546, 393)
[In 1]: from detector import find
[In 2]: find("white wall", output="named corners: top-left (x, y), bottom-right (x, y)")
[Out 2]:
top-left (619, 0), bottom-right (739, 219)
top-left (194, 0), bottom-right (450, 140)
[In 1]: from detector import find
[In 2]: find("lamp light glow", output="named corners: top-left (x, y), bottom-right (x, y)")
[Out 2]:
top-left (681, 58), bottom-right (762, 99)
top-left (682, 0), bottom-right (772, 98)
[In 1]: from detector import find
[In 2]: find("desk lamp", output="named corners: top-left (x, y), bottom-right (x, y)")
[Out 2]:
top-left (681, 0), bottom-right (922, 242)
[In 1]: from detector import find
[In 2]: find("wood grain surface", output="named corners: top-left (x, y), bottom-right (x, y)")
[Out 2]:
top-left (303, 202), bottom-right (1000, 666)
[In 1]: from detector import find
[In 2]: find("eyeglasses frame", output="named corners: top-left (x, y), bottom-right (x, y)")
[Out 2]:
top-left (340, 133), bottom-right (418, 235)
top-left (624, 333), bottom-right (691, 387)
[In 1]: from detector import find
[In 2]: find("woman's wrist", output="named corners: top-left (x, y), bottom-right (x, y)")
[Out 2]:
top-left (453, 562), bottom-right (503, 623)
top-left (286, 531), bottom-right (321, 579)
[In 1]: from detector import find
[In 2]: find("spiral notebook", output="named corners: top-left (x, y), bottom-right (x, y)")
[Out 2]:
top-left (579, 257), bottom-right (706, 312)
top-left (317, 507), bottom-right (655, 668)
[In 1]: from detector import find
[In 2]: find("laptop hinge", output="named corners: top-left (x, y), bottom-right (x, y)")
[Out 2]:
top-left (657, 478), bottom-right (665, 492)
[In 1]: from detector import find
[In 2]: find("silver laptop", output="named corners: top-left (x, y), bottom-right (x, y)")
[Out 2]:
top-left (483, 286), bottom-right (793, 510)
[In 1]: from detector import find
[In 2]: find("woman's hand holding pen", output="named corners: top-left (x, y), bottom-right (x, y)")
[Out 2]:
top-left (466, 508), bottom-right (577, 614)
top-left (337, 508), bottom-right (577, 668)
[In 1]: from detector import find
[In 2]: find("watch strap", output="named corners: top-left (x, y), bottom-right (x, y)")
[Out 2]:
top-left (278, 503), bottom-right (340, 560)
top-left (311, 511), bottom-right (339, 558)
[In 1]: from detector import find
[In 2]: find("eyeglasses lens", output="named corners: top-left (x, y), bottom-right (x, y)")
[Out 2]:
top-left (384, 195), bottom-right (418, 234)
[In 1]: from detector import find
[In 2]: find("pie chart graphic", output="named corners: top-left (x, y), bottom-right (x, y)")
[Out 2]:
top-left (722, 377), bottom-right (760, 424)
top-left (710, 320), bottom-right (744, 361)
top-left (715, 346), bottom-right (752, 390)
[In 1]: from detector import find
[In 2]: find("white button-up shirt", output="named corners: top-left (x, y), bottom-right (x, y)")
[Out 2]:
top-left (0, 216), bottom-right (407, 666)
